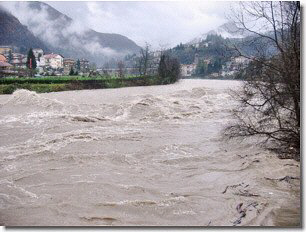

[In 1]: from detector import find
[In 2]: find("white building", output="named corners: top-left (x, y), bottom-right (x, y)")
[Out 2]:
top-left (234, 56), bottom-right (250, 65)
top-left (11, 53), bottom-right (27, 68)
top-left (152, 50), bottom-right (162, 58)
top-left (40, 53), bottom-right (64, 69)
top-left (33, 48), bottom-right (44, 60)
top-left (181, 64), bottom-right (197, 77)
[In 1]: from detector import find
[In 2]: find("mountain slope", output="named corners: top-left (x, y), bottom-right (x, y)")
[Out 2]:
top-left (0, 7), bottom-right (49, 53)
top-left (1, 1), bottom-right (141, 65)
top-left (189, 21), bottom-right (249, 45)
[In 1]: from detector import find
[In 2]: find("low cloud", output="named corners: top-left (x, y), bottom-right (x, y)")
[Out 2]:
top-left (1, 1), bottom-right (233, 62)
top-left (47, 1), bottom-right (231, 49)
top-left (0, 1), bottom-right (121, 61)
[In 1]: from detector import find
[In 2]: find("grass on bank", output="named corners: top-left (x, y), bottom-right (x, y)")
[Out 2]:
top-left (0, 75), bottom-right (175, 94)
top-left (0, 75), bottom-right (141, 85)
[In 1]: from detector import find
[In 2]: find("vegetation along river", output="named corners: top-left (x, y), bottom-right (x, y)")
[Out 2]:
top-left (0, 79), bottom-right (300, 226)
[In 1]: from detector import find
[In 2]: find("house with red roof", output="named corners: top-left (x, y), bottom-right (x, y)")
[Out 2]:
top-left (0, 54), bottom-right (7, 62)
top-left (0, 61), bottom-right (13, 77)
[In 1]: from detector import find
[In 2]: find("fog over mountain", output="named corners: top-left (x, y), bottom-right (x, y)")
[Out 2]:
top-left (188, 21), bottom-right (251, 45)
top-left (0, 1), bottom-right (141, 65)
top-left (0, 1), bottom-right (236, 65)
top-left (0, 7), bottom-right (49, 53)
top-left (46, 1), bottom-right (231, 49)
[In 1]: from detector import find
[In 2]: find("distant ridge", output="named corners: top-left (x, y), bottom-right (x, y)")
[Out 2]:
top-left (0, 1), bottom-right (141, 64)
top-left (188, 21), bottom-right (249, 45)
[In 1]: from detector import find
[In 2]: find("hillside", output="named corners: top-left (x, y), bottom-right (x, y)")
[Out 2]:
top-left (0, 1), bottom-right (141, 65)
top-left (188, 21), bottom-right (249, 45)
top-left (0, 7), bottom-right (49, 53)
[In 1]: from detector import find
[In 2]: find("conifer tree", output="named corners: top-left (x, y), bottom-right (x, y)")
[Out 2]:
top-left (8, 50), bottom-right (13, 63)
top-left (26, 48), bottom-right (37, 69)
top-left (76, 59), bottom-right (81, 71)
top-left (69, 67), bottom-right (74, 76)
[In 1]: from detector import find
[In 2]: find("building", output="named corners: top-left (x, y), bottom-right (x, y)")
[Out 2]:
top-left (79, 59), bottom-right (89, 72)
top-left (11, 53), bottom-right (27, 68)
top-left (0, 46), bottom-right (12, 56)
top-left (32, 48), bottom-right (44, 61)
top-left (203, 59), bottom-right (211, 64)
top-left (0, 54), bottom-right (7, 62)
top-left (63, 58), bottom-right (75, 74)
top-left (152, 50), bottom-right (162, 58)
top-left (41, 53), bottom-right (64, 69)
top-left (181, 64), bottom-right (197, 77)
top-left (229, 56), bottom-right (250, 71)
top-left (202, 41), bottom-right (213, 47)
top-left (194, 43), bottom-right (200, 48)
top-left (0, 61), bottom-right (12, 69)
top-left (234, 56), bottom-right (250, 65)
top-left (0, 61), bottom-right (13, 77)
top-left (220, 56), bottom-right (251, 77)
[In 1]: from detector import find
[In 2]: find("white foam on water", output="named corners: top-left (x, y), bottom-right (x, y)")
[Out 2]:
top-left (4, 89), bottom-right (63, 108)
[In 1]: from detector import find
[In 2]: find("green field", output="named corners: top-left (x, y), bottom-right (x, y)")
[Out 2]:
top-left (0, 75), bottom-right (174, 94)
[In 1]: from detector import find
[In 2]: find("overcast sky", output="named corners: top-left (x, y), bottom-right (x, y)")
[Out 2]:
top-left (46, 1), bottom-right (232, 49)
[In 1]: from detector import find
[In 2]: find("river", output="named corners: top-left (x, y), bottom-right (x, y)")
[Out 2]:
top-left (0, 79), bottom-right (300, 226)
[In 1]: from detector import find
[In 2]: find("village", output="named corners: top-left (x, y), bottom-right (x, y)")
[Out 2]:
top-left (180, 55), bottom-right (250, 78)
top-left (0, 46), bottom-right (92, 77)
top-left (0, 44), bottom-right (251, 79)
top-left (0, 45), bottom-right (164, 78)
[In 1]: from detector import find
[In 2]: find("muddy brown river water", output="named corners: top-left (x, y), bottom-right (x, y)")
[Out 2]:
top-left (0, 79), bottom-right (300, 226)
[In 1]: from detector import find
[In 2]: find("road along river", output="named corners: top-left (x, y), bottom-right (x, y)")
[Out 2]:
top-left (0, 79), bottom-right (300, 226)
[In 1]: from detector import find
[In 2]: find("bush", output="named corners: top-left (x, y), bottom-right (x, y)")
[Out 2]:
top-left (0, 85), bottom-right (17, 94)
top-left (158, 54), bottom-right (181, 84)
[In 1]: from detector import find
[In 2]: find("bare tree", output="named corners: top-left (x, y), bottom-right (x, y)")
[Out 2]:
top-left (102, 62), bottom-right (110, 77)
top-left (117, 60), bottom-right (125, 78)
top-left (225, 2), bottom-right (300, 160)
top-left (137, 43), bottom-right (152, 76)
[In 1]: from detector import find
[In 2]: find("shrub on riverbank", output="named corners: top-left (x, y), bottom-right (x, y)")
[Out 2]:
top-left (158, 54), bottom-right (181, 84)
top-left (0, 83), bottom-right (67, 94)
top-left (0, 75), bottom-right (178, 94)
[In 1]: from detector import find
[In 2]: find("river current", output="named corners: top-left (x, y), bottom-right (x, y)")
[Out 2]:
top-left (0, 79), bottom-right (300, 226)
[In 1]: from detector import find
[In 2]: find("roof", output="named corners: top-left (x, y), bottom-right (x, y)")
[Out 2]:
top-left (44, 54), bottom-right (63, 59)
top-left (0, 61), bottom-right (13, 67)
top-left (12, 53), bottom-right (24, 57)
top-left (12, 59), bottom-right (26, 64)
top-left (64, 58), bottom-right (75, 61)
top-left (0, 54), bottom-right (7, 62)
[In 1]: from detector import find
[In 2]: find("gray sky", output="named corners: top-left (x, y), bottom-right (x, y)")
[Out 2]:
top-left (46, 1), bottom-right (232, 49)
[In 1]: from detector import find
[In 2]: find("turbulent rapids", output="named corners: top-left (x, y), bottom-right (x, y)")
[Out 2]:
top-left (0, 79), bottom-right (300, 226)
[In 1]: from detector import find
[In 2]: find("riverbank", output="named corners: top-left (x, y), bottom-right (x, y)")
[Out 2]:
top-left (0, 75), bottom-right (174, 94)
